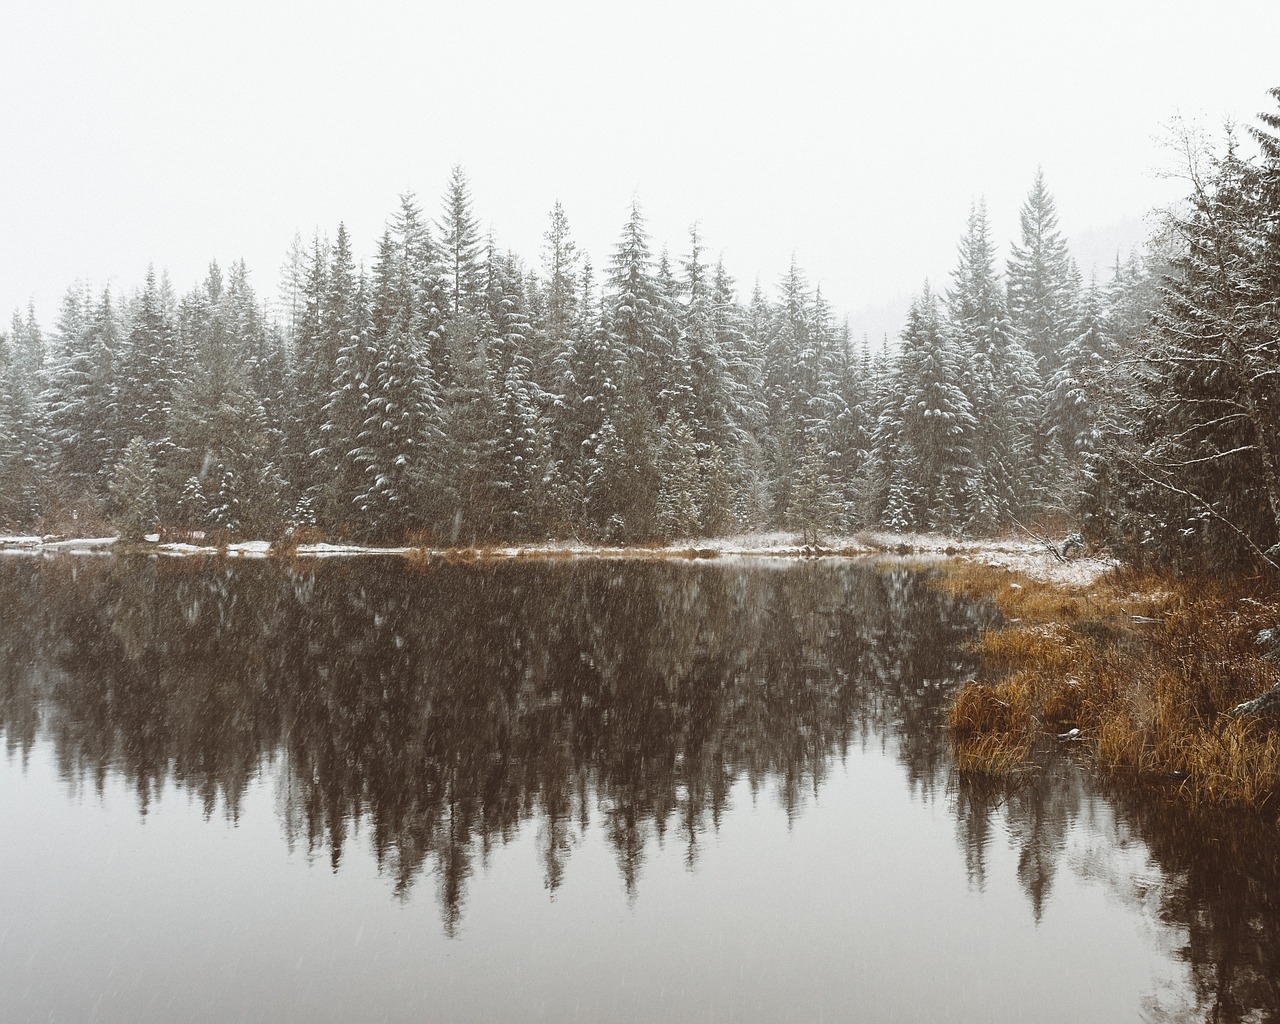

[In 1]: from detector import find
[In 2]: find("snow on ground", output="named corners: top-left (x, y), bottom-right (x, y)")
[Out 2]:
top-left (0, 529), bottom-right (1117, 588)
top-left (852, 529), bottom-right (1117, 588)
top-left (156, 543), bottom-right (218, 556)
top-left (225, 541), bottom-right (273, 558)
top-left (294, 543), bottom-right (415, 557)
top-left (37, 536), bottom-right (117, 553)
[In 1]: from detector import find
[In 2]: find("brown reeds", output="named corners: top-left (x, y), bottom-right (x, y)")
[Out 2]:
top-left (940, 559), bottom-right (1280, 810)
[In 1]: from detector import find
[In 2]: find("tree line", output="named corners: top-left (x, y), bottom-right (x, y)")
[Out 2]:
top-left (1, 87), bottom-right (1277, 564)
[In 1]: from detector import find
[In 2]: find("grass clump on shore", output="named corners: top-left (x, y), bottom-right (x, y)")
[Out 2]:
top-left (939, 560), bottom-right (1280, 811)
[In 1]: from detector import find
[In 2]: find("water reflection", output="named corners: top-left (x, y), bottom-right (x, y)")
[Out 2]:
top-left (1, 556), bottom-right (1278, 1023)
top-left (0, 557), bottom-right (979, 928)
top-left (948, 745), bottom-right (1280, 1024)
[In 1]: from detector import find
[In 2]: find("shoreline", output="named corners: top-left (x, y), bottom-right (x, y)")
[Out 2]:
top-left (0, 529), bottom-right (1117, 586)
top-left (937, 558), bottom-right (1280, 813)
top-left (5, 527), bottom-right (1272, 809)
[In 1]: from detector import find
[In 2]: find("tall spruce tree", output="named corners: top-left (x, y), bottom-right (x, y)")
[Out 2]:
top-left (881, 285), bottom-right (977, 532)
top-left (1119, 118), bottom-right (1280, 566)
top-left (438, 166), bottom-right (484, 320)
top-left (948, 201), bottom-right (1043, 530)
top-left (0, 308), bottom-right (45, 525)
top-left (1006, 170), bottom-right (1078, 376)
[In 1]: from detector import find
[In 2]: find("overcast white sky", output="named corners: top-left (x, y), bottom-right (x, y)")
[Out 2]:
top-left (3, 0), bottom-right (1279, 341)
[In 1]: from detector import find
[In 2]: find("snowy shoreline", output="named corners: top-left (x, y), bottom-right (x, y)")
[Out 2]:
top-left (0, 530), bottom-right (1116, 588)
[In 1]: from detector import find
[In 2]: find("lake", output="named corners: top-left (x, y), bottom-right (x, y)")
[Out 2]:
top-left (1, 555), bottom-right (1277, 1023)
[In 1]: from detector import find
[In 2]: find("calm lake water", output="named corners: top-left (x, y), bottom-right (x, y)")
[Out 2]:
top-left (1, 555), bottom-right (1277, 1023)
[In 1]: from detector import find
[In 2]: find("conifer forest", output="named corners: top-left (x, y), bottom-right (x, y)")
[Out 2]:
top-left (3, 89), bottom-right (1279, 569)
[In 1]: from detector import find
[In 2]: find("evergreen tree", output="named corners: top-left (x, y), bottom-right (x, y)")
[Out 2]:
top-left (0, 307), bottom-right (45, 525)
top-left (109, 436), bottom-right (158, 542)
top-left (825, 324), bottom-right (871, 525)
top-left (356, 315), bottom-right (443, 539)
top-left (539, 200), bottom-right (581, 390)
top-left (787, 438), bottom-right (842, 544)
top-left (288, 233), bottom-right (333, 500)
top-left (323, 276), bottom-right (380, 530)
top-left (948, 201), bottom-right (1043, 529)
top-left (438, 166), bottom-right (484, 319)
top-left (486, 250), bottom-right (546, 537)
top-left (654, 411), bottom-right (702, 539)
top-left (277, 230), bottom-right (307, 345)
top-left (882, 285), bottom-right (977, 532)
top-left (42, 285), bottom-right (120, 502)
top-left (1046, 277), bottom-right (1113, 463)
top-left (115, 267), bottom-right (177, 460)
top-left (390, 192), bottom-right (449, 382)
top-left (1117, 119), bottom-right (1280, 566)
top-left (442, 312), bottom-right (501, 542)
top-left (1006, 170), bottom-right (1078, 375)
top-left (608, 201), bottom-right (663, 414)
top-left (682, 226), bottom-right (734, 456)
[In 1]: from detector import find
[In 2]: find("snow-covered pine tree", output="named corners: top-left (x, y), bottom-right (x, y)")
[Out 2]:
top-left (713, 261), bottom-right (767, 528)
top-left (546, 262), bottom-right (607, 534)
top-left (1120, 118), bottom-right (1280, 567)
top-left (277, 230), bottom-right (307, 346)
top-left (682, 226), bottom-right (733, 458)
top-left (41, 285), bottom-right (120, 507)
top-left (653, 248), bottom-right (691, 422)
top-left (763, 260), bottom-right (814, 520)
top-left (388, 192), bottom-right (450, 387)
top-left (786, 438), bottom-right (842, 545)
top-left (322, 275), bottom-right (379, 532)
top-left (539, 200), bottom-right (581, 393)
top-left (654, 410), bottom-right (702, 539)
top-left (699, 442), bottom-right (735, 536)
top-left (169, 263), bottom-right (283, 535)
top-left (114, 268), bottom-right (177, 476)
top-left (355, 310), bottom-right (442, 540)
top-left (1046, 277), bottom-right (1113, 465)
top-left (0, 307), bottom-right (45, 526)
top-left (825, 323), bottom-right (871, 527)
top-left (487, 249), bottom-right (547, 538)
top-left (1006, 170), bottom-right (1079, 377)
top-left (287, 232), bottom-right (332, 501)
top-left (608, 201), bottom-right (663, 416)
top-left (885, 285), bottom-right (977, 533)
top-left (438, 166), bottom-right (484, 320)
top-left (109, 436), bottom-right (157, 542)
top-left (581, 201), bottom-right (663, 538)
top-left (947, 201), bottom-right (1044, 530)
top-left (441, 308), bottom-right (500, 543)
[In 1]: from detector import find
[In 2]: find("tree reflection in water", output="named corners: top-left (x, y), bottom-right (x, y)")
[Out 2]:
top-left (1, 555), bottom-right (1278, 1023)
top-left (949, 746), bottom-right (1280, 1023)
top-left (0, 558), bottom-right (977, 914)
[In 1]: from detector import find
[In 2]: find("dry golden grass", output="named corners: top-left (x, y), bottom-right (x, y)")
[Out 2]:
top-left (951, 732), bottom-right (1035, 778)
top-left (938, 559), bottom-right (1280, 811)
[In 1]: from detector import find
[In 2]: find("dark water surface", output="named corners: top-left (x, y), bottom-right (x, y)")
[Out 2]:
top-left (1, 555), bottom-right (1277, 1023)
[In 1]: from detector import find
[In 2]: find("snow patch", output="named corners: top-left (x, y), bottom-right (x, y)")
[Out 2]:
top-left (226, 541), bottom-right (273, 558)
top-left (156, 543), bottom-right (218, 556)
top-left (293, 543), bottom-right (415, 557)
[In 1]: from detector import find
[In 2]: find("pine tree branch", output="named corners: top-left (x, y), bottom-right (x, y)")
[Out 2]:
top-left (1117, 453), bottom-right (1280, 572)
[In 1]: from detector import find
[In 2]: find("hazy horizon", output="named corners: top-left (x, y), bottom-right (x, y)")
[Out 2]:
top-left (3, 1), bottom-right (1278, 334)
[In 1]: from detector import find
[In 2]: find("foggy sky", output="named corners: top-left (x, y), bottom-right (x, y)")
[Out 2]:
top-left (3, 0), bottom-right (1278, 340)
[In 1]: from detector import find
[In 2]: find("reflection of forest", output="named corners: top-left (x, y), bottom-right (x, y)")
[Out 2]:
top-left (950, 746), bottom-right (1280, 1024)
top-left (1, 557), bottom-right (1277, 1021)
top-left (0, 557), bottom-right (980, 923)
